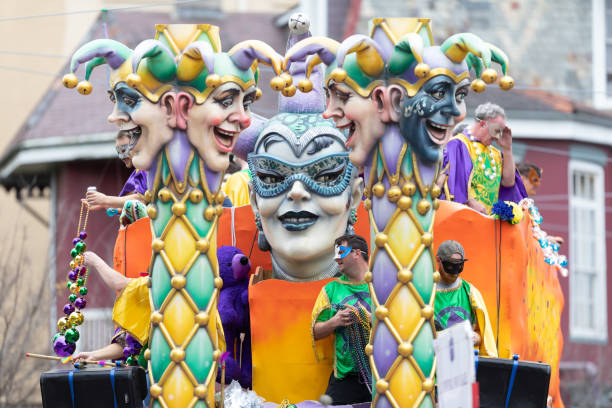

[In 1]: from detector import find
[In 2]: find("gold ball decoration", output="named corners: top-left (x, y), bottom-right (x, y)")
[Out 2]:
top-left (372, 182), bottom-right (385, 198)
top-left (298, 79), bottom-right (313, 93)
top-left (364, 271), bottom-right (373, 283)
top-left (74, 254), bottom-right (83, 264)
top-left (214, 277), bottom-right (224, 289)
top-left (171, 275), bottom-right (187, 290)
top-left (144, 349), bottom-right (151, 360)
top-left (397, 268), bottom-right (413, 283)
top-left (499, 75), bottom-right (514, 90)
top-left (70, 261), bottom-right (76, 270)
top-left (151, 239), bottom-right (164, 253)
top-left (205, 74), bottom-right (222, 89)
top-left (397, 196), bottom-right (412, 211)
top-left (421, 305), bottom-right (434, 319)
top-left (402, 182), bottom-right (417, 196)
top-left (77, 81), bottom-right (92, 95)
top-left (170, 349), bottom-right (186, 362)
top-left (57, 317), bottom-right (69, 331)
top-left (270, 75), bottom-right (287, 91)
top-left (330, 67), bottom-right (347, 83)
top-left (158, 188), bottom-right (172, 202)
top-left (398, 342), bottom-right (414, 357)
top-left (254, 88), bottom-right (263, 100)
top-left (364, 199), bottom-right (372, 210)
top-left (62, 73), bottom-right (78, 89)
top-left (421, 232), bottom-right (433, 247)
top-left (387, 186), bottom-right (402, 203)
top-left (365, 344), bottom-right (373, 356)
top-left (481, 68), bottom-right (498, 84)
top-left (68, 311), bottom-right (84, 326)
top-left (215, 205), bottom-right (224, 216)
top-left (374, 233), bottom-right (388, 247)
top-left (204, 206), bottom-right (216, 221)
top-left (171, 202), bottom-right (187, 216)
top-left (147, 204), bottom-right (157, 219)
top-left (282, 85), bottom-right (297, 97)
top-left (215, 194), bottom-right (226, 205)
top-left (144, 190), bottom-right (152, 203)
top-left (430, 184), bottom-right (441, 199)
top-left (195, 312), bottom-right (209, 326)
top-left (422, 378), bottom-right (435, 392)
top-left (375, 379), bottom-right (389, 394)
top-left (194, 385), bottom-right (207, 398)
top-left (433, 271), bottom-right (441, 283)
top-left (213, 350), bottom-right (222, 361)
top-left (195, 239), bottom-right (210, 253)
top-left (149, 384), bottom-right (162, 398)
top-left (280, 72), bottom-right (293, 87)
top-left (414, 63), bottom-right (431, 78)
top-left (69, 283), bottom-right (78, 294)
top-left (433, 198), bottom-right (440, 209)
top-left (151, 312), bottom-right (163, 325)
top-left (471, 79), bottom-right (486, 93)
top-left (126, 73), bottom-right (142, 89)
top-left (417, 199), bottom-right (431, 215)
top-left (189, 189), bottom-right (203, 203)
top-left (374, 306), bottom-right (389, 320)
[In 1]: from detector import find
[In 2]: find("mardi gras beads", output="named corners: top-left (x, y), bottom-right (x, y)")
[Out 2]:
top-left (53, 200), bottom-right (90, 357)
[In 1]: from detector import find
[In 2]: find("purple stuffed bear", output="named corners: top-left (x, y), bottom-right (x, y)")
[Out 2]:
top-left (216, 245), bottom-right (252, 388)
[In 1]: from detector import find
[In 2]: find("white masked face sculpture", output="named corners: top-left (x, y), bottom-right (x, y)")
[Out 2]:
top-left (249, 113), bottom-right (363, 281)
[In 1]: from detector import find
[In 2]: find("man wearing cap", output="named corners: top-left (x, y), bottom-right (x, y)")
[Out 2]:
top-left (435, 240), bottom-right (497, 357)
top-left (311, 234), bottom-right (373, 405)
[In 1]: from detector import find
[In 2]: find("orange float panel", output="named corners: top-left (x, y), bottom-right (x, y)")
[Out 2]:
top-left (112, 217), bottom-right (153, 278)
top-left (433, 200), bottom-right (565, 408)
top-left (249, 276), bottom-right (335, 403)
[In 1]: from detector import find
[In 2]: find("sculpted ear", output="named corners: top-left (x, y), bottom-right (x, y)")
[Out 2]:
top-left (162, 91), bottom-right (193, 130)
top-left (249, 182), bottom-right (259, 216)
top-left (349, 176), bottom-right (364, 213)
top-left (373, 85), bottom-right (404, 123)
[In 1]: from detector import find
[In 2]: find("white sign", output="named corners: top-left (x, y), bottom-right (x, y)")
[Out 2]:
top-left (433, 320), bottom-right (476, 408)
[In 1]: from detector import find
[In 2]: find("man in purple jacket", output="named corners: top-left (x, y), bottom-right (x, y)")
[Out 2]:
top-left (440, 102), bottom-right (527, 214)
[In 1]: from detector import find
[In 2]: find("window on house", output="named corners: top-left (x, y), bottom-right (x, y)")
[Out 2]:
top-left (569, 160), bottom-right (607, 342)
top-left (74, 308), bottom-right (114, 353)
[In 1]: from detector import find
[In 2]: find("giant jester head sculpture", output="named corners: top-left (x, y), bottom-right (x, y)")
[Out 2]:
top-left (383, 32), bottom-right (513, 163)
top-left (285, 34), bottom-right (387, 167)
top-left (286, 19), bottom-right (514, 166)
top-left (235, 22), bottom-right (363, 282)
top-left (63, 25), bottom-right (286, 174)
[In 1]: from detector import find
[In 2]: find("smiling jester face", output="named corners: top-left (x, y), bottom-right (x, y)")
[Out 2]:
top-left (399, 76), bottom-right (468, 163)
top-left (186, 82), bottom-right (256, 173)
top-left (106, 83), bottom-right (173, 171)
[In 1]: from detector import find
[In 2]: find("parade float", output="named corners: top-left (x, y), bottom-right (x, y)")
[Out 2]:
top-left (37, 12), bottom-right (566, 408)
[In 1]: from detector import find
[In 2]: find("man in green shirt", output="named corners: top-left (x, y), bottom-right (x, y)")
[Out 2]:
top-left (434, 240), bottom-right (498, 357)
top-left (312, 234), bottom-right (373, 405)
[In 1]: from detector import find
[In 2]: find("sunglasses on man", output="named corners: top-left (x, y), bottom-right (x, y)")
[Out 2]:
top-left (441, 259), bottom-right (468, 275)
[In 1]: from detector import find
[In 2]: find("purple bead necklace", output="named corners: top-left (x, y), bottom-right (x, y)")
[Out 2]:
top-left (52, 201), bottom-right (90, 357)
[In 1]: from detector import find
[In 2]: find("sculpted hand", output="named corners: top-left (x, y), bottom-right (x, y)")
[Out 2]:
top-left (86, 191), bottom-right (109, 210)
top-left (498, 126), bottom-right (512, 151)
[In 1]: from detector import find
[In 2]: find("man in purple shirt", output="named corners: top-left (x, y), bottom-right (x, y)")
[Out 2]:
top-left (440, 102), bottom-right (526, 214)
top-left (86, 130), bottom-right (147, 210)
